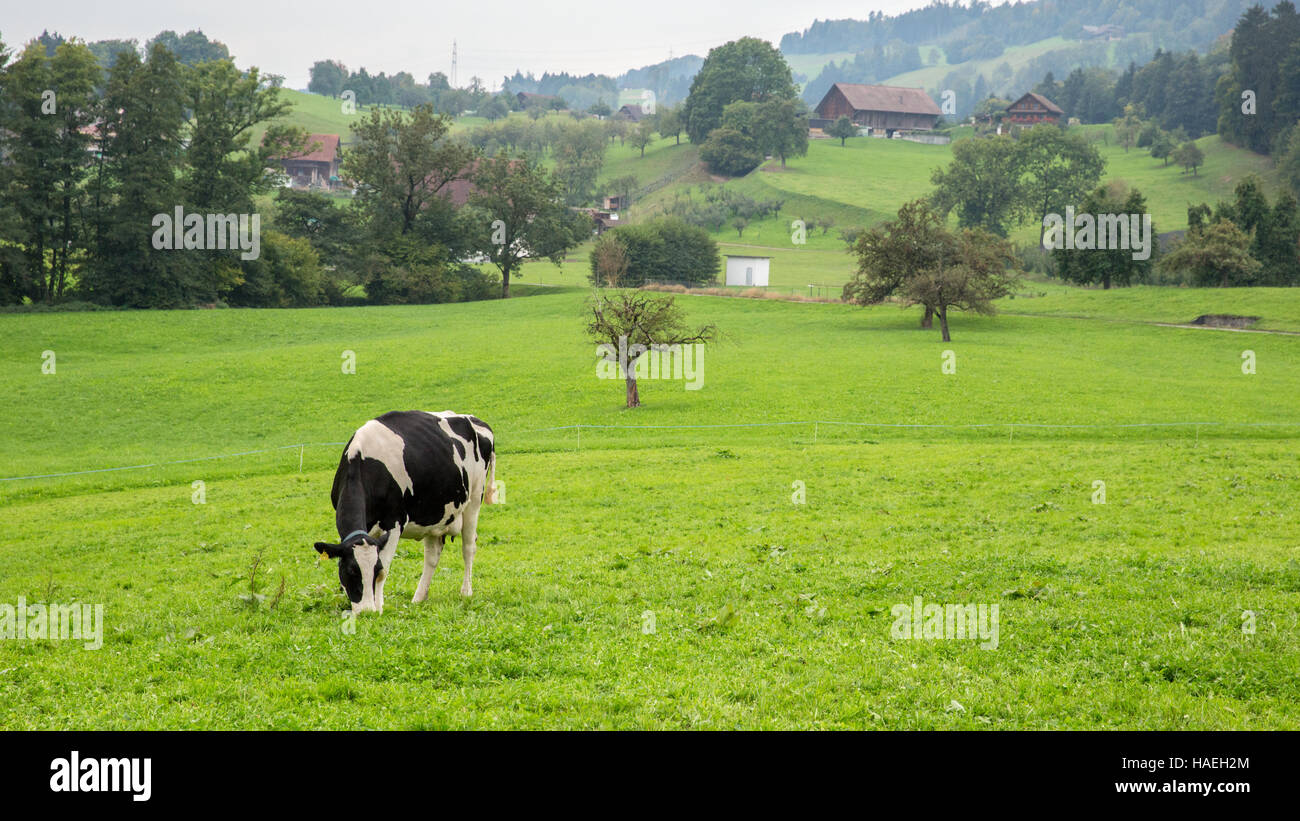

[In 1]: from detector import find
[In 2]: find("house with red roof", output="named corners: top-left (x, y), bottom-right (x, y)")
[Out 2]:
top-left (278, 133), bottom-right (342, 190)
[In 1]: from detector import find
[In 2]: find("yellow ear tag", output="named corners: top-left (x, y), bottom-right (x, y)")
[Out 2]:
top-left (318, 551), bottom-right (329, 560)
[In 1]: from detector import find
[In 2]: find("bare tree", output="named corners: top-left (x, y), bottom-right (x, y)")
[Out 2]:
top-left (586, 292), bottom-right (717, 407)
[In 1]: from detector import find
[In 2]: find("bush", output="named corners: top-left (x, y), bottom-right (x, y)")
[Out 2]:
top-left (229, 231), bottom-right (327, 308)
top-left (590, 217), bottom-right (721, 287)
top-left (700, 128), bottom-right (764, 176)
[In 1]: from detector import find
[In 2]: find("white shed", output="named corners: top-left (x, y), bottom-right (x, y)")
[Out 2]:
top-left (724, 255), bottom-right (771, 287)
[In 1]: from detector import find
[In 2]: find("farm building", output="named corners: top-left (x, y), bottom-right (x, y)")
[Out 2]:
top-left (516, 91), bottom-right (559, 108)
top-left (277, 133), bottom-right (341, 190)
top-left (724, 255), bottom-right (771, 287)
top-left (616, 104), bottom-right (645, 121)
top-left (1005, 92), bottom-right (1063, 125)
top-left (812, 83), bottom-right (941, 136)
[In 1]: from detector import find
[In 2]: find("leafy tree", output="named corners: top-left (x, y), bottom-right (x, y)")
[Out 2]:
top-left (2, 39), bottom-right (101, 303)
top-left (272, 188), bottom-right (358, 272)
top-left (655, 105), bottom-right (684, 145)
top-left (586, 291), bottom-right (718, 408)
top-left (186, 60), bottom-right (304, 215)
top-left (466, 155), bottom-right (588, 297)
top-left (308, 60), bottom-right (347, 97)
top-left (630, 120), bottom-right (655, 157)
top-left (146, 30), bottom-right (229, 66)
top-left (929, 135), bottom-right (1024, 236)
top-left (1016, 124), bottom-right (1106, 247)
top-left (1052, 183), bottom-right (1154, 289)
top-left (84, 44), bottom-right (191, 307)
top-left (1158, 220), bottom-right (1261, 286)
top-left (754, 97), bottom-right (808, 168)
top-left (843, 199), bottom-right (1018, 341)
top-left (699, 127), bottom-right (763, 176)
top-left (551, 119), bottom-right (607, 204)
top-left (1149, 130), bottom-right (1176, 165)
top-left (1113, 104), bottom-right (1143, 152)
top-left (1174, 141), bottom-right (1204, 175)
top-left (681, 37), bottom-right (798, 144)
top-left (342, 103), bottom-right (474, 237)
top-left (828, 115), bottom-right (857, 146)
top-left (588, 98), bottom-right (611, 118)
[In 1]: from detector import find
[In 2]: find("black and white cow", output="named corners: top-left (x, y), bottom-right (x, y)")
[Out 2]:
top-left (314, 410), bottom-right (496, 613)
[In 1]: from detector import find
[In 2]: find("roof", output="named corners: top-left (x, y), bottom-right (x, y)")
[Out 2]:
top-left (1008, 92), bottom-right (1063, 114)
top-left (824, 83), bottom-right (941, 116)
top-left (282, 133), bottom-right (340, 164)
top-left (617, 104), bottom-right (644, 120)
top-left (724, 254), bottom-right (772, 259)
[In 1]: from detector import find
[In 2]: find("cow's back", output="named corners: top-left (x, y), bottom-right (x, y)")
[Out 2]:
top-left (334, 410), bottom-right (493, 537)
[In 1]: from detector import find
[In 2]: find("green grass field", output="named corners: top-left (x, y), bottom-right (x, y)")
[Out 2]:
top-left (2, 286), bottom-right (1298, 728)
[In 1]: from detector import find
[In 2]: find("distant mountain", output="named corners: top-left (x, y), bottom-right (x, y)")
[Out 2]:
top-left (617, 55), bottom-right (705, 107)
top-left (780, 0), bottom-right (1256, 56)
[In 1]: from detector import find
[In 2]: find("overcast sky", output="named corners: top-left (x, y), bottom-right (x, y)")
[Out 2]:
top-left (4, 0), bottom-right (936, 89)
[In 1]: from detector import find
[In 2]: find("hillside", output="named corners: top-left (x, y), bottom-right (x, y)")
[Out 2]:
top-left (600, 122), bottom-right (1280, 289)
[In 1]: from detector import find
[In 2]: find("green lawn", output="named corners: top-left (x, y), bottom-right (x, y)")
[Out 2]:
top-left (2, 288), bottom-right (1298, 728)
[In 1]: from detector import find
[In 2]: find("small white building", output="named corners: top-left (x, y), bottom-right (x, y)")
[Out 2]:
top-left (724, 255), bottom-right (771, 287)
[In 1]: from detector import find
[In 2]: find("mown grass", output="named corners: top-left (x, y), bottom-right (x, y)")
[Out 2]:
top-left (1, 288), bottom-right (1298, 729)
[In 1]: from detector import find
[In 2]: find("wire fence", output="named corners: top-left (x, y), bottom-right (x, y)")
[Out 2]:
top-left (4, 419), bottom-right (1300, 484)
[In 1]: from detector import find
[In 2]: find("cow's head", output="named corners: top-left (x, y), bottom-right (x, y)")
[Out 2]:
top-left (315, 531), bottom-right (390, 613)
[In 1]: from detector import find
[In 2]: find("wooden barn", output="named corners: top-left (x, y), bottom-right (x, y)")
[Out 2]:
top-left (278, 134), bottom-right (341, 190)
top-left (812, 83), bottom-right (941, 136)
top-left (1005, 92), bottom-right (1063, 125)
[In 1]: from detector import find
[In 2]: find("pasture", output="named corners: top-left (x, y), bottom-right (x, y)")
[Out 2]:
top-left (2, 287), bottom-right (1298, 729)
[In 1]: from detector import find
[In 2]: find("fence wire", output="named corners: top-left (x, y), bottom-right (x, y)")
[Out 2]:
top-left (3, 419), bottom-right (1299, 484)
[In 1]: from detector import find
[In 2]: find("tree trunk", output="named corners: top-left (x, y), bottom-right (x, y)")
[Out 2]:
top-left (625, 374), bottom-right (640, 408)
top-left (501, 268), bottom-right (511, 299)
top-left (921, 305), bottom-right (934, 328)
top-left (939, 306), bottom-right (951, 342)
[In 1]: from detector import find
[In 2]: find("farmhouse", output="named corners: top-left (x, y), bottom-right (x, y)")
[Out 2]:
top-left (813, 82), bottom-right (941, 136)
top-left (516, 91), bottom-right (558, 108)
top-left (1005, 92), bottom-right (1063, 125)
top-left (724, 255), bottom-right (770, 287)
top-left (278, 133), bottom-right (341, 190)
top-left (616, 104), bottom-right (645, 122)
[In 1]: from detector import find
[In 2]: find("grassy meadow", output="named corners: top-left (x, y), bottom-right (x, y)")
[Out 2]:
top-left (2, 286), bottom-right (1298, 729)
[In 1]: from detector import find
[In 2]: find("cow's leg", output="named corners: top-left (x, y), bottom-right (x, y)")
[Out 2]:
top-left (375, 527), bottom-right (401, 614)
top-left (460, 506), bottom-right (480, 597)
top-left (412, 534), bottom-right (444, 603)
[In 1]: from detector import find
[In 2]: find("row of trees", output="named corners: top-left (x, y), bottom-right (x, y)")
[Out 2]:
top-left (0, 35), bottom-right (311, 307)
top-left (277, 103), bottom-right (590, 302)
top-left (929, 124), bottom-right (1106, 245)
top-left (1164, 177), bottom-right (1300, 286)
top-left (307, 60), bottom-right (492, 115)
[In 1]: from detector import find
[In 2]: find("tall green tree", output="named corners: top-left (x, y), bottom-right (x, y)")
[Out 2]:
top-left (465, 155), bottom-right (588, 298)
top-left (1052, 183), bottom-right (1155, 289)
top-left (681, 38), bottom-right (797, 144)
top-left (2, 39), bottom-right (101, 303)
top-left (1016, 124), bottom-right (1106, 247)
top-left (929, 135), bottom-right (1025, 236)
top-left (343, 103), bottom-right (475, 238)
top-left (84, 44), bottom-right (190, 306)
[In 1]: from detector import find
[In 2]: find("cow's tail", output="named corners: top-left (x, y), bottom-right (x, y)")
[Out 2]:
top-left (484, 450), bottom-right (497, 505)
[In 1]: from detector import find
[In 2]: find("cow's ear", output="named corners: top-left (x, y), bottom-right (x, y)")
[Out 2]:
top-left (314, 541), bottom-right (348, 560)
